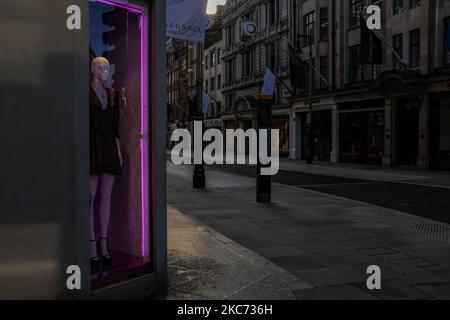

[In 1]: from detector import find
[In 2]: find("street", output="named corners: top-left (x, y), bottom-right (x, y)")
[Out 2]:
top-left (208, 163), bottom-right (450, 224)
top-left (166, 159), bottom-right (450, 300)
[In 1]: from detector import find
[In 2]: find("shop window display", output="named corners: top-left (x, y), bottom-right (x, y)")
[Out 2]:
top-left (89, 0), bottom-right (149, 288)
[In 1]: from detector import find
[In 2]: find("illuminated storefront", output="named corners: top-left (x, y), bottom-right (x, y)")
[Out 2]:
top-left (0, 0), bottom-right (167, 299)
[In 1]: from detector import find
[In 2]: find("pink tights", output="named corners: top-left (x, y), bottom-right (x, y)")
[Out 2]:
top-left (90, 174), bottom-right (115, 258)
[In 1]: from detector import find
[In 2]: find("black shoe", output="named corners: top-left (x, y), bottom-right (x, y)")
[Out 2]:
top-left (91, 257), bottom-right (101, 273)
top-left (90, 239), bottom-right (101, 273)
top-left (101, 255), bottom-right (112, 271)
top-left (99, 237), bottom-right (113, 271)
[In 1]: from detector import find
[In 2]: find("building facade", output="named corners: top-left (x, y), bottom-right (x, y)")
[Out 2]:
top-left (166, 0), bottom-right (450, 170)
top-left (167, 38), bottom-right (190, 127)
top-left (203, 7), bottom-right (225, 130)
top-left (290, 0), bottom-right (450, 170)
top-left (220, 0), bottom-right (292, 156)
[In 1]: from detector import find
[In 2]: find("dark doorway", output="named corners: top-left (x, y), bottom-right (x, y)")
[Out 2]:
top-left (339, 110), bottom-right (384, 165)
top-left (396, 99), bottom-right (419, 167)
top-left (301, 110), bottom-right (332, 161)
top-left (430, 96), bottom-right (450, 170)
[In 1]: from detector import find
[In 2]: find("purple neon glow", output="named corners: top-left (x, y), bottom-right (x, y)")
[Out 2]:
top-left (95, 0), bottom-right (149, 260)
top-left (95, 0), bottom-right (143, 13)
top-left (140, 13), bottom-right (150, 262)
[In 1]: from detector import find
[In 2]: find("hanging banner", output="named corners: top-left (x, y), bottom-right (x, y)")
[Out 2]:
top-left (360, 16), bottom-right (383, 65)
top-left (167, 0), bottom-right (207, 42)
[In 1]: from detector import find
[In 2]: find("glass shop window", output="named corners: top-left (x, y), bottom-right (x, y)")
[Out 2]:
top-left (89, 0), bottom-right (150, 288)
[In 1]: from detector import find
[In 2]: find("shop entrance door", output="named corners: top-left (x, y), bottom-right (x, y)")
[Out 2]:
top-left (89, 0), bottom-right (149, 288)
top-left (396, 99), bottom-right (419, 167)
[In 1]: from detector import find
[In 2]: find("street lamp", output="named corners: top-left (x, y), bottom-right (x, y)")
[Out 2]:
top-left (297, 34), bottom-right (314, 165)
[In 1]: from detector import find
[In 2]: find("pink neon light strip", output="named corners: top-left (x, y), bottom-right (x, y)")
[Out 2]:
top-left (94, 0), bottom-right (149, 260)
top-left (140, 13), bottom-right (149, 261)
top-left (95, 0), bottom-right (143, 13)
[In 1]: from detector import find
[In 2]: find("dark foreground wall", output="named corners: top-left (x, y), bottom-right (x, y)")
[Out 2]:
top-left (0, 0), bottom-right (90, 298)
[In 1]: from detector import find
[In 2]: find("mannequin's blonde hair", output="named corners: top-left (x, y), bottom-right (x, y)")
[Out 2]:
top-left (91, 57), bottom-right (110, 70)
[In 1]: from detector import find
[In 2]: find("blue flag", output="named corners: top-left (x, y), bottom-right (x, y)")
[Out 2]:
top-left (202, 90), bottom-right (210, 114)
top-left (261, 66), bottom-right (277, 96)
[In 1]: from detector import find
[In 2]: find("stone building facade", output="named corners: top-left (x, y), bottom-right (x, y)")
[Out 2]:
top-left (203, 7), bottom-right (225, 130)
top-left (166, 38), bottom-right (190, 127)
top-left (290, 0), bottom-right (450, 170)
top-left (220, 0), bottom-right (293, 155)
top-left (167, 0), bottom-right (450, 170)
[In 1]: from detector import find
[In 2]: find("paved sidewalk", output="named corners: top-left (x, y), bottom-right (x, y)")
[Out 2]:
top-left (159, 207), bottom-right (311, 300)
top-left (167, 162), bottom-right (450, 300)
top-left (279, 158), bottom-right (450, 189)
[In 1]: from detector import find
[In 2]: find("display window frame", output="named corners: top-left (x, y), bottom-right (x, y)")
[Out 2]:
top-left (89, 0), bottom-right (152, 289)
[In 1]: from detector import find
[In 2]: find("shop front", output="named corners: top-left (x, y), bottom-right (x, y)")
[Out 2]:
top-left (395, 98), bottom-right (421, 167)
top-left (272, 116), bottom-right (290, 157)
top-left (296, 110), bottom-right (332, 162)
top-left (338, 100), bottom-right (385, 165)
top-left (0, 0), bottom-right (167, 299)
top-left (431, 95), bottom-right (450, 170)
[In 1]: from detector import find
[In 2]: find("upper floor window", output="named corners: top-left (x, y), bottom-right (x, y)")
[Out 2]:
top-left (393, 0), bottom-right (403, 15)
top-left (303, 11), bottom-right (316, 45)
top-left (410, 0), bottom-right (420, 9)
top-left (349, 45), bottom-right (362, 83)
top-left (243, 10), bottom-right (254, 22)
top-left (218, 74), bottom-right (222, 89)
top-left (210, 52), bottom-right (215, 67)
top-left (269, 0), bottom-right (280, 25)
top-left (242, 50), bottom-right (255, 77)
top-left (320, 8), bottom-right (329, 41)
top-left (225, 58), bottom-right (235, 82)
top-left (266, 42), bottom-right (280, 69)
top-left (225, 93), bottom-right (234, 111)
top-left (409, 29), bottom-right (420, 68)
top-left (210, 77), bottom-right (215, 91)
top-left (225, 24), bottom-right (235, 47)
top-left (444, 17), bottom-right (450, 66)
top-left (350, 0), bottom-right (364, 28)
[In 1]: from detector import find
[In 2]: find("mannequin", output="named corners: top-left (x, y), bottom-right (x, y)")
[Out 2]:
top-left (89, 57), bottom-right (123, 272)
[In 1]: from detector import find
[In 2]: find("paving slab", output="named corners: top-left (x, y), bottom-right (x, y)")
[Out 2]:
top-left (167, 162), bottom-right (450, 300)
top-left (162, 207), bottom-right (306, 300)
